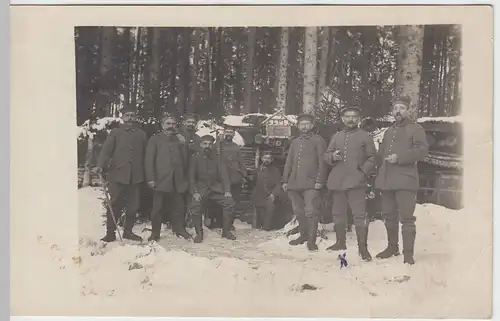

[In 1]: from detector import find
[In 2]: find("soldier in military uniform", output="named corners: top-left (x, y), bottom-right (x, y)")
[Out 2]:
top-left (323, 106), bottom-right (377, 261)
top-left (251, 150), bottom-right (283, 231)
top-left (145, 114), bottom-right (192, 242)
top-left (282, 113), bottom-right (328, 251)
top-left (188, 135), bottom-right (236, 243)
top-left (178, 113), bottom-right (201, 161)
top-left (95, 106), bottom-right (146, 242)
top-left (375, 96), bottom-right (429, 265)
top-left (217, 125), bottom-right (248, 230)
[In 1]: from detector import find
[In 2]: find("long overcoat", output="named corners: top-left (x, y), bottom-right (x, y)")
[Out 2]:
top-left (145, 132), bottom-right (188, 194)
top-left (97, 123), bottom-right (147, 185)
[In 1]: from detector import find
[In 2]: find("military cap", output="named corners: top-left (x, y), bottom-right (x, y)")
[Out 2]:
top-left (393, 95), bottom-right (412, 107)
top-left (183, 113), bottom-right (198, 121)
top-left (261, 150), bottom-right (273, 156)
top-left (296, 113), bottom-right (315, 124)
top-left (161, 112), bottom-right (179, 122)
top-left (341, 105), bottom-right (362, 115)
top-left (120, 106), bottom-right (136, 114)
top-left (200, 135), bottom-right (215, 143)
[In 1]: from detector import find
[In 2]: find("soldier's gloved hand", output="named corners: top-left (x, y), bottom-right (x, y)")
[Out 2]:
top-left (385, 154), bottom-right (398, 164)
top-left (224, 191), bottom-right (232, 198)
top-left (147, 181), bottom-right (156, 189)
top-left (314, 183), bottom-right (323, 190)
top-left (93, 167), bottom-right (103, 174)
top-left (268, 194), bottom-right (276, 202)
top-left (193, 193), bottom-right (202, 202)
top-left (332, 150), bottom-right (343, 161)
top-left (282, 183), bottom-right (288, 192)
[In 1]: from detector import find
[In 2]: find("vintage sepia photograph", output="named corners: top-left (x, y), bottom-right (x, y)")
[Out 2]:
top-left (10, 5), bottom-right (493, 319)
top-left (75, 23), bottom-right (467, 314)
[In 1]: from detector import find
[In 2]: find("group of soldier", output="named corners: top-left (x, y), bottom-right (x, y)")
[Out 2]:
top-left (94, 94), bottom-right (428, 265)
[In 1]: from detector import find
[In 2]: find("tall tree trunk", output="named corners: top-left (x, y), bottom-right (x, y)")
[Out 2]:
top-left (395, 25), bottom-right (425, 119)
top-left (131, 27), bottom-right (141, 110)
top-left (207, 28), bottom-right (214, 98)
top-left (96, 27), bottom-right (115, 117)
top-left (302, 27), bottom-right (318, 114)
top-left (75, 28), bottom-right (97, 125)
top-left (449, 25), bottom-right (461, 115)
top-left (167, 30), bottom-right (178, 113)
top-left (286, 28), bottom-right (299, 115)
top-left (188, 28), bottom-right (202, 114)
top-left (316, 27), bottom-right (330, 106)
top-left (177, 28), bottom-right (191, 116)
top-left (213, 28), bottom-right (225, 117)
top-left (144, 27), bottom-right (161, 118)
top-left (244, 27), bottom-right (256, 114)
top-left (81, 134), bottom-right (95, 187)
top-left (276, 27), bottom-right (289, 112)
top-left (233, 29), bottom-right (243, 114)
top-left (123, 28), bottom-right (132, 108)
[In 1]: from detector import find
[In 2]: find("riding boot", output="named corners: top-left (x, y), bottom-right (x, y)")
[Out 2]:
top-left (148, 213), bottom-right (162, 242)
top-left (289, 216), bottom-right (308, 246)
top-left (122, 213), bottom-right (143, 242)
top-left (193, 218), bottom-right (204, 243)
top-left (222, 215), bottom-right (236, 240)
top-left (402, 226), bottom-right (416, 265)
top-left (355, 225), bottom-right (372, 261)
top-left (172, 214), bottom-right (192, 240)
top-left (326, 223), bottom-right (347, 251)
top-left (306, 217), bottom-right (319, 251)
top-left (376, 222), bottom-right (400, 259)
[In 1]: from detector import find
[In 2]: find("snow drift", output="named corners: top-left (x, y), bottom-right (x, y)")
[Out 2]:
top-left (15, 186), bottom-right (491, 318)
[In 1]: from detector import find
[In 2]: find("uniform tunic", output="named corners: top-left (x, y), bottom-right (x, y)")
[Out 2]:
top-left (178, 127), bottom-right (201, 159)
top-left (374, 118), bottom-right (429, 191)
top-left (188, 151), bottom-right (231, 197)
top-left (282, 133), bottom-right (328, 191)
top-left (218, 140), bottom-right (247, 185)
top-left (375, 118), bottom-right (429, 239)
top-left (145, 132), bottom-right (188, 194)
top-left (188, 151), bottom-right (234, 226)
top-left (324, 127), bottom-right (378, 227)
top-left (97, 123), bottom-right (147, 185)
top-left (324, 128), bottom-right (377, 191)
top-left (251, 164), bottom-right (282, 206)
top-left (96, 122), bottom-right (147, 234)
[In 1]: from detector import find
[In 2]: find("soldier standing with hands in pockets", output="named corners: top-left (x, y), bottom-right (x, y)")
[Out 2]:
top-left (374, 96), bottom-right (429, 265)
top-left (282, 113), bottom-right (328, 251)
top-left (323, 105), bottom-right (377, 261)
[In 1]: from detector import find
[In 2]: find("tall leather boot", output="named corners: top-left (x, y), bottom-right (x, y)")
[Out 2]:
top-left (326, 224), bottom-right (347, 251)
top-left (222, 215), bottom-right (236, 240)
top-left (148, 213), bottom-right (162, 242)
top-left (306, 217), bottom-right (319, 251)
top-left (289, 216), bottom-right (308, 246)
top-left (376, 222), bottom-right (400, 259)
top-left (355, 225), bottom-right (372, 261)
top-left (123, 212), bottom-right (143, 242)
top-left (172, 213), bottom-right (192, 240)
top-left (193, 218), bottom-right (204, 243)
top-left (402, 226), bottom-right (416, 265)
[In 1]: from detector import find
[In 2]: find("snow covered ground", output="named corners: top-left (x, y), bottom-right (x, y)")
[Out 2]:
top-left (23, 187), bottom-right (491, 318)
